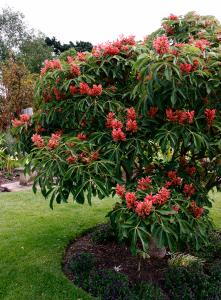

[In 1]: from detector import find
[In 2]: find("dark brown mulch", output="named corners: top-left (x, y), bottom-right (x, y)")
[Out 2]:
top-left (62, 226), bottom-right (169, 290)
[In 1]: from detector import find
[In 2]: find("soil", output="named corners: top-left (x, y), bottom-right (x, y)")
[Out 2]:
top-left (0, 170), bottom-right (20, 185)
top-left (63, 225), bottom-right (170, 292)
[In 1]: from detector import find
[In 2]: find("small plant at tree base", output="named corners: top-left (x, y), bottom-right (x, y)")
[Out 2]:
top-left (13, 12), bottom-right (221, 256)
top-left (91, 223), bottom-right (115, 245)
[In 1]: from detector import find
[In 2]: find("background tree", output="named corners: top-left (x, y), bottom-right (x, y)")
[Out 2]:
top-left (0, 7), bottom-right (30, 60)
top-left (45, 36), bottom-right (93, 55)
top-left (0, 59), bottom-right (36, 131)
top-left (18, 36), bottom-right (53, 73)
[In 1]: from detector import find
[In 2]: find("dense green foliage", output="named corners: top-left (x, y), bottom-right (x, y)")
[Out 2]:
top-left (13, 12), bottom-right (221, 254)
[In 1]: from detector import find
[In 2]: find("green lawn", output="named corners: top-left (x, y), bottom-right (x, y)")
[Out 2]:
top-left (0, 190), bottom-right (220, 300)
top-left (0, 191), bottom-right (115, 300)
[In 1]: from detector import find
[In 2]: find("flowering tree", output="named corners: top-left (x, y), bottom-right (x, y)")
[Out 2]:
top-left (13, 13), bottom-right (221, 255)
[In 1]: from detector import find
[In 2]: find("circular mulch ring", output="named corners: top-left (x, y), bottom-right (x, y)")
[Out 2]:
top-left (62, 224), bottom-right (169, 291)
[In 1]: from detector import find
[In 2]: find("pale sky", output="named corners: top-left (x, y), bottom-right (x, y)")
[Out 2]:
top-left (1, 0), bottom-right (221, 44)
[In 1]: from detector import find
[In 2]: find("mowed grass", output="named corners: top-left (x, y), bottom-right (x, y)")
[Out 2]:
top-left (0, 190), bottom-right (220, 300)
top-left (0, 191), bottom-right (115, 300)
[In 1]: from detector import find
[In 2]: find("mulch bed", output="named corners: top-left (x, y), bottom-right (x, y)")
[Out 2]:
top-left (0, 170), bottom-right (20, 185)
top-left (63, 225), bottom-right (169, 290)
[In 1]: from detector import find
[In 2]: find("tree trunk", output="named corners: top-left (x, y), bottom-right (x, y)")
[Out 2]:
top-left (149, 237), bottom-right (166, 259)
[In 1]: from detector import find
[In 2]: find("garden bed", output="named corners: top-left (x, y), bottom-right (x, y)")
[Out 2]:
top-left (63, 224), bottom-right (221, 300)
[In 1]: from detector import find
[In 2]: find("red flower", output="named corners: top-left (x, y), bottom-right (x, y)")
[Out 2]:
top-left (137, 176), bottom-right (152, 191)
top-left (79, 82), bottom-right (90, 95)
top-left (106, 112), bottom-right (115, 128)
top-left (168, 14), bottom-right (178, 20)
top-left (185, 166), bottom-right (196, 176)
top-left (126, 119), bottom-right (138, 133)
top-left (180, 63), bottom-right (193, 73)
top-left (153, 36), bottom-right (170, 55)
top-left (166, 108), bottom-right (177, 122)
top-left (41, 59), bottom-right (62, 75)
top-left (77, 133), bottom-right (87, 141)
top-left (90, 151), bottom-right (99, 161)
top-left (104, 45), bottom-right (120, 56)
top-left (67, 56), bottom-right (74, 64)
top-left (193, 39), bottom-right (210, 51)
top-left (31, 134), bottom-right (45, 148)
top-left (135, 200), bottom-right (153, 218)
top-left (204, 109), bottom-right (216, 127)
top-left (69, 85), bottom-right (78, 95)
top-left (190, 201), bottom-right (204, 218)
top-left (183, 184), bottom-right (195, 197)
top-left (53, 87), bottom-right (62, 100)
top-left (77, 52), bottom-right (86, 61)
top-left (70, 64), bottom-right (81, 77)
top-left (88, 84), bottom-right (103, 96)
top-left (148, 107), bottom-right (158, 118)
top-left (156, 187), bottom-right (171, 205)
top-left (186, 111), bottom-right (195, 124)
top-left (66, 155), bottom-right (77, 164)
top-left (111, 128), bottom-right (126, 142)
top-left (116, 184), bottom-right (126, 199)
top-left (167, 170), bottom-right (177, 179)
top-left (126, 107), bottom-right (136, 120)
top-left (12, 119), bottom-right (24, 128)
top-left (110, 119), bottom-right (123, 129)
top-left (125, 192), bottom-right (137, 209)
top-left (20, 114), bottom-right (31, 123)
top-left (48, 133), bottom-right (61, 149)
top-left (163, 24), bottom-right (174, 35)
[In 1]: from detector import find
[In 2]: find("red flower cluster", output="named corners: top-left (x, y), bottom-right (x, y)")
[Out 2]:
top-left (92, 36), bottom-right (135, 57)
top-left (126, 119), bottom-right (138, 133)
top-left (77, 133), bottom-right (87, 141)
top-left (112, 128), bottom-right (126, 142)
top-left (69, 85), bottom-right (78, 95)
top-left (135, 200), bottom-right (153, 218)
top-left (115, 184), bottom-right (126, 199)
top-left (70, 64), bottom-right (81, 77)
top-left (106, 112), bottom-right (116, 128)
top-left (126, 107), bottom-right (138, 133)
top-left (144, 187), bottom-right (171, 206)
top-left (204, 109), bottom-right (216, 127)
top-left (180, 63), bottom-right (193, 73)
top-left (183, 183), bottom-right (195, 197)
top-left (48, 133), bottom-right (61, 149)
top-left (190, 201), bottom-right (204, 218)
top-left (12, 114), bottom-right (31, 128)
top-left (185, 166), bottom-right (196, 176)
top-left (79, 82), bottom-right (103, 96)
top-left (168, 14), bottom-right (178, 20)
top-left (137, 176), bottom-right (152, 190)
top-left (165, 170), bottom-right (182, 187)
top-left (126, 107), bottom-right (136, 120)
top-left (125, 192), bottom-right (137, 209)
top-left (166, 109), bottom-right (195, 124)
top-left (77, 52), bottom-right (87, 61)
top-left (53, 87), bottom-right (62, 100)
top-left (153, 36), bottom-right (170, 55)
top-left (163, 24), bottom-right (174, 35)
top-left (148, 107), bottom-right (158, 118)
top-left (66, 155), bottom-right (77, 164)
top-left (31, 134), bottom-right (45, 148)
top-left (41, 59), bottom-right (62, 75)
top-left (193, 39), bottom-right (210, 51)
top-left (106, 108), bottom-right (137, 141)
